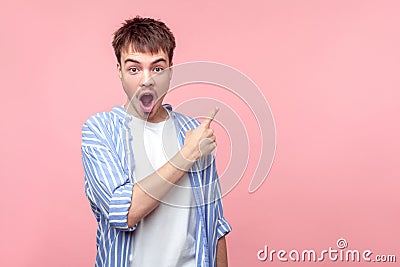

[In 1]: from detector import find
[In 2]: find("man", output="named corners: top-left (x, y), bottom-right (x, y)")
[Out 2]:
top-left (81, 17), bottom-right (231, 267)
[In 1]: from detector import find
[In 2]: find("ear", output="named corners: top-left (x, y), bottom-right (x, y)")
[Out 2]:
top-left (168, 62), bottom-right (173, 80)
top-left (117, 63), bottom-right (122, 79)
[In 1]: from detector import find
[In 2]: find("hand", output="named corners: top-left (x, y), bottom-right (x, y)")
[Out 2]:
top-left (181, 107), bottom-right (219, 162)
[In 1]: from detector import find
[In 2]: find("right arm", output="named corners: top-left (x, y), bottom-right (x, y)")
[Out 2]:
top-left (127, 108), bottom-right (219, 227)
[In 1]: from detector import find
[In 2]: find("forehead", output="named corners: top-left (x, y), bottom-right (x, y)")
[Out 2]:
top-left (121, 45), bottom-right (169, 64)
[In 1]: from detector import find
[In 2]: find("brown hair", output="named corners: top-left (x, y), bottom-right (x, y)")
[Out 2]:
top-left (112, 16), bottom-right (176, 64)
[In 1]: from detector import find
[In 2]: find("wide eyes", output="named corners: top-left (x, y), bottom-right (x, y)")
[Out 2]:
top-left (128, 66), bottom-right (164, 74)
top-left (154, 67), bottom-right (164, 73)
top-left (128, 67), bottom-right (138, 73)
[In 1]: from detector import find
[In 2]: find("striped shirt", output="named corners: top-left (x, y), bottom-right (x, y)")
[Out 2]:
top-left (81, 105), bottom-right (231, 267)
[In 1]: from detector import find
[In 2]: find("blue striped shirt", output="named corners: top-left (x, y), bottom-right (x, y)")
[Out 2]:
top-left (81, 105), bottom-right (231, 267)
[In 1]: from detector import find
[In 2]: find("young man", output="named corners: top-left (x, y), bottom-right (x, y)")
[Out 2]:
top-left (81, 17), bottom-right (231, 267)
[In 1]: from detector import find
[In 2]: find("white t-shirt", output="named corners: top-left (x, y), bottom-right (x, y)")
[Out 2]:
top-left (129, 111), bottom-right (196, 267)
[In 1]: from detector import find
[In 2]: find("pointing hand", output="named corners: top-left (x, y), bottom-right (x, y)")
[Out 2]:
top-left (182, 107), bottom-right (219, 161)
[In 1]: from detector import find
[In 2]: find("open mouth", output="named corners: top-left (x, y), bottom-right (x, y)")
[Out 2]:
top-left (138, 91), bottom-right (156, 113)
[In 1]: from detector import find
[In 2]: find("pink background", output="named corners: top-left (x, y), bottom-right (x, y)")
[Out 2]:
top-left (1, 0), bottom-right (399, 266)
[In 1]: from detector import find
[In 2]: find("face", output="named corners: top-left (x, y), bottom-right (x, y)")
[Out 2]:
top-left (117, 47), bottom-right (172, 123)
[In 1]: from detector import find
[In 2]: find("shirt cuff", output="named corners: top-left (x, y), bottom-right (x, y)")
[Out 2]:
top-left (216, 216), bottom-right (232, 239)
top-left (108, 183), bottom-right (136, 231)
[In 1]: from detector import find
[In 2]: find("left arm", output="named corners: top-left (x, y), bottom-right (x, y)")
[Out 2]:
top-left (217, 236), bottom-right (228, 267)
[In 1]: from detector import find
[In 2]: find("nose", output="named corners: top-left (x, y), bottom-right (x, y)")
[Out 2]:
top-left (141, 70), bottom-right (154, 87)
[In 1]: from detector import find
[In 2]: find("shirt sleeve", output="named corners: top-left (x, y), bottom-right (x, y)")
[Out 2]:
top-left (215, 180), bottom-right (232, 239)
top-left (204, 154), bottom-right (232, 239)
top-left (81, 117), bottom-right (136, 231)
top-left (215, 187), bottom-right (232, 239)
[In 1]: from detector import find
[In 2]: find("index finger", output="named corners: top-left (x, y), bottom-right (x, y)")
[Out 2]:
top-left (203, 107), bottom-right (219, 127)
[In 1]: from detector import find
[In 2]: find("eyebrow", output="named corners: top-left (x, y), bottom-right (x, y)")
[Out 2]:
top-left (124, 58), bottom-right (167, 65)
